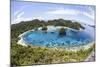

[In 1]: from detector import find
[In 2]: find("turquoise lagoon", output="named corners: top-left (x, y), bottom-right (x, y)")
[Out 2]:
top-left (20, 24), bottom-right (95, 48)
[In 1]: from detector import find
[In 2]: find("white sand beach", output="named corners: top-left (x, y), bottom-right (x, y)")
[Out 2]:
top-left (17, 26), bottom-right (94, 51)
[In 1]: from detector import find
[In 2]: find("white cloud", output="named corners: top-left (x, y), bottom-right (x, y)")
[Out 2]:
top-left (14, 10), bottom-right (21, 16)
top-left (12, 5), bottom-right (95, 25)
top-left (17, 12), bottom-right (24, 18)
top-left (33, 16), bottom-right (44, 20)
top-left (83, 12), bottom-right (94, 20)
top-left (46, 8), bottom-right (80, 15)
top-left (12, 6), bottom-right (31, 24)
top-left (14, 6), bottom-right (26, 16)
top-left (14, 17), bottom-right (23, 23)
top-left (46, 6), bottom-right (95, 21)
top-left (13, 11), bottom-right (24, 23)
top-left (13, 6), bottom-right (27, 24)
top-left (83, 6), bottom-right (95, 20)
top-left (13, 17), bottom-right (32, 24)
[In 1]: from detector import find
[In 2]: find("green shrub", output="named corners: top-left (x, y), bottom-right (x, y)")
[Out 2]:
top-left (59, 28), bottom-right (66, 36)
top-left (42, 26), bottom-right (47, 31)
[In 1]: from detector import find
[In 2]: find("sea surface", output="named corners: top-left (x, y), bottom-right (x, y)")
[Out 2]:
top-left (22, 24), bottom-right (95, 48)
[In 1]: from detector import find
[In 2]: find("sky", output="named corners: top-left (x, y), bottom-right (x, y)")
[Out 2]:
top-left (11, 1), bottom-right (96, 25)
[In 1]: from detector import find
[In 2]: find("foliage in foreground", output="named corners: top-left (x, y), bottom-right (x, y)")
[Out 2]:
top-left (11, 43), bottom-right (94, 66)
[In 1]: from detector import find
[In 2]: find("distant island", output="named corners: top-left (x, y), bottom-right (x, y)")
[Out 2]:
top-left (88, 24), bottom-right (95, 28)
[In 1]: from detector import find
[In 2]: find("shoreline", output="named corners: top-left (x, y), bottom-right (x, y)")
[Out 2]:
top-left (65, 41), bottom-right (94, 51)
top-left (17, 25), bottom-right (94, 51)
top-left (17, 37), bottom-right (94, 51)
top-left (18, 25), bottom-right (83, 38)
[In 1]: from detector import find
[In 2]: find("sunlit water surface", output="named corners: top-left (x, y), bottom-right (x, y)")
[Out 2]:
top-left (22, 25), bottom-right (95, 48)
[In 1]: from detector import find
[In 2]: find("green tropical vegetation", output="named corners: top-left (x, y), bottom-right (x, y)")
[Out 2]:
top-left (59, 28), bottom-right (66, 36)
top-left (11, 43), bottom-right (94, 66)
top-left (11, 19), bottom-right (93, 66)
top-left (42, 26), bottom-right (48, 31)
top-left (41, 26), bottom-right (48, 33)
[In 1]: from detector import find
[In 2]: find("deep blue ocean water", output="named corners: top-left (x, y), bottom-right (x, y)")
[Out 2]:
top-left (22, 25), bottom-right (95, 48)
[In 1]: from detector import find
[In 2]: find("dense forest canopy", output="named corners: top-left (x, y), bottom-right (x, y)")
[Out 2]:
top-left (11, 19), bottom-right (85, 38)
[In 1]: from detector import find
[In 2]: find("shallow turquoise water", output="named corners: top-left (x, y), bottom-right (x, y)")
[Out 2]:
top-left (22, 25), bottom-right (95, 48)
